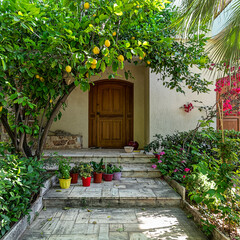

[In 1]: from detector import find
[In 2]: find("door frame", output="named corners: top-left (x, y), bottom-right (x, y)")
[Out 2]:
top-left (88, 79), bottom-right (134, 148)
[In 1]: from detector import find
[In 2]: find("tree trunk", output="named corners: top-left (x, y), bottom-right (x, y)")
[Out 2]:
top-left (36, 83), bottom-right (76, 159)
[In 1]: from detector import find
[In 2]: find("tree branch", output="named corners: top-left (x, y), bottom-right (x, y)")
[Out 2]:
top-left (0, 114), bottom-right (17, 149)
top-left (36, 83), bottom-right (76, 158)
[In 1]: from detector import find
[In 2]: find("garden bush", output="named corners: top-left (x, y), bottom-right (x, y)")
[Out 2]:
top-left (145, 128), bottom-right (240, 237)
top-left (0, 152), bottom-right (46, 237)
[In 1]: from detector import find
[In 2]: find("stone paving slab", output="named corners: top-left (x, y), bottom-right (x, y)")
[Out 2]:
top-left (43, 178), bottom-right (181, 208)
top-left (20, 207), bottom-right (207, 240)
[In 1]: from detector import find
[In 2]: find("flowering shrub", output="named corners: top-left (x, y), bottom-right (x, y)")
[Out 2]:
top-left (183, 103), bottom-right (194, 112)
top-left (214, 69), bottom-right (240, 116)
top-left (146, 129), bottom-right (240, 238)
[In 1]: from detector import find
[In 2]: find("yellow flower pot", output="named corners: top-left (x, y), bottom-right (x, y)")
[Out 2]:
top-left (59, 178), bottom-right (71, 189)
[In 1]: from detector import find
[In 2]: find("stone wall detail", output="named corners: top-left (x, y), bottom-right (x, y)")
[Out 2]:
top-left (44, 135), bottom-right (82, 149)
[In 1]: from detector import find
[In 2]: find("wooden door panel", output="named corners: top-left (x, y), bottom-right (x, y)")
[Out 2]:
top-left (89, 80), bottom-right (133, 148)
top-left (112, 120), bottom-right (122, 140)
top-left (223, 118), bottom-right (240, 131)
top-left (100, 120), bottom-right (111, 140)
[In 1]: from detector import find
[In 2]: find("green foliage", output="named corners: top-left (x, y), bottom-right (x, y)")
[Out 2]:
top-left (0, 0), bottom-right (211, 158)
top-left (103, 164), bottom-right (114, 174)
top-left (0, 154), bottom-right (46, 238)
top-left (70, 164), bottom-right (80, 174)
top-left (57, 158), bottom-right (71, 179)
top-left (146, 128), bottom-right (240, 236)
top-left (79, 163), bottom-right (93, 178)
top-left (112, 165), bottom-right (123, 173)
top-left (90, 158), bottom-right (104, 173)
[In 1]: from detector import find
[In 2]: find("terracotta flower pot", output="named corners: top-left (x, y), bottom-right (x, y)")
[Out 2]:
top-left (103, 173), bottom-right (113, 181)
top-left (82, 176), bottom-right (91, 187)
top-left (70, 173), bottom-right (79, 184)
top-left (59, 178), bottom-right (71, 189)
top-left (93, 172), bottom-right (102, 183)
top-left (113, 172), bottom-right (122, 180)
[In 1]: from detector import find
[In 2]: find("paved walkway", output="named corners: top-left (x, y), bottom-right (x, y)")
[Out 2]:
top-left (20, 207), bottom-right (207, 240)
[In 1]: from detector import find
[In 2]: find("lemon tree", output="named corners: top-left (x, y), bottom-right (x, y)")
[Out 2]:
top-left (0, 0), bottom-right (210, 158)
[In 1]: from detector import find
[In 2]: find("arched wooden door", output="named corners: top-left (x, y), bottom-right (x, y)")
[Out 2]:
top-left (89, 80), bottom-right (133, 148)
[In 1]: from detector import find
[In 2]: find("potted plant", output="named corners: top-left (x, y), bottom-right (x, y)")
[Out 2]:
top-left (56, 158), bottom-right (71, 189)
top-left (79, 163), bottom-right (93, 187)
top-left (70, 164), bottom-right (79, 184)
top-left (91, 158), bottom-right (104, 183)
top-left (103, 164), bottom-right (114, 181)
top-left (113, 165), bottom-right (123, 180)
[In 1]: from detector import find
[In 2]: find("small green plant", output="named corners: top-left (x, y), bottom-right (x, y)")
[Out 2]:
top-left (103, 164), bottom-right (114, 174)
top-left (56, 158), bottom-right (71, 179)
top-left (90, 158), bottom-right (104, 173)
top-left (112, 165), bottom-right (122, 173)
top-left (79, 163), bottom-right (93, 178)
top-left (70, 164), bottom-right (80, 174)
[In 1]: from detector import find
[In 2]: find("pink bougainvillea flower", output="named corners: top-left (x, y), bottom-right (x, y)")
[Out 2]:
top-left (174, 169), bottom-right (178, 172)
top-left (183, 175), bottom-right (186, 178)
top-left (158, 160), bottom-right (162, 163)
top-left (181, 160), bottom-right (186, 163)
top-left (184, 168), bottom-right (190, 172)
top-left (160, 151), bottom-right (165, 155)
top-left (152, 164), bottom-right (157, 169)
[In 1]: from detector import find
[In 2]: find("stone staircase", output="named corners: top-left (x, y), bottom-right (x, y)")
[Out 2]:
top-left (44, 149), bottom-right (161, 178)
top-left (43, 149), bottom-right (181, 209)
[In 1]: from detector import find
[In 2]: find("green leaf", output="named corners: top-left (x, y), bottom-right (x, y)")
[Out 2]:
top-left (101, 62), bottom-right (106, 73)
top-left (1, 58), bottom-right (6, 71)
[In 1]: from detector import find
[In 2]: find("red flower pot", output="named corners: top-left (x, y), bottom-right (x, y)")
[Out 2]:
top-left (82, 176), bottom-right (91, 187)
top-left (70, 173), bottom-right (79, 184)
top-left (93, 172), bottom-right (102, 183)
top-left (103, 173), bottom-right (113, 181)
top-left (128, 141), bottom-right (139, 150)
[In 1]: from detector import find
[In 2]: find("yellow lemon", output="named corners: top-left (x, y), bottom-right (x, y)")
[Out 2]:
top-left (117, 55), bottom-right (124, 62)
top-left (91, 64), bottom-right (97, 69)
top-left (0, 106), bottom-right (2, 112)
top-left (139, 56), bottom-right (143, 60)
top-left (105, 40), bottom-right (110, 48)
top-left (93, 14), bottom-right (96, 17)
top-left (112, 32), bottom-right (117, 36)
top-left (86, 72), bottom-right (89, 78)
top-left (84, 2), bottom-right (90, 9)
top-left (92, 59), bottom-right (97, 65)
top-left (36, 75), bottom-right (40, 79)
top-left (40, 77), bottom-right (44, 82)
top-left (65, 65), bottom-right (72, 73)
top-left (131, 37), bottom-right (135, 40)
top-left (188, 86), bottom-right (192, 89)
top-left (136, 5), bottom-right (140, 8)
top-left (147, 60), bottom-right (151, 65)
top-left (50, 99), bottom-right (53, 103)
top-left (93, 46), bottom-right (100, 55)
top-left (89, 24), bottom-right (93, 28)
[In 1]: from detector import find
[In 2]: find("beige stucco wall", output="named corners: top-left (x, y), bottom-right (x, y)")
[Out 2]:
top-left (50, 65), bottom-right (149, 148)
top-left (148, 67), bottom-right (217, 142)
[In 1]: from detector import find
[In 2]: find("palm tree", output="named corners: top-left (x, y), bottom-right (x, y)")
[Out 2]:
top-left (176, 0), bottom-right (240, 67)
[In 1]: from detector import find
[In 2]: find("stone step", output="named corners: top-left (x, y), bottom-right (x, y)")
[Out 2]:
top-left (45, 164), bottom-right (160, 178)
top-left (43, 149), bottom-right (154, 164)
top-left (43, 178), bottom-right (181, 208)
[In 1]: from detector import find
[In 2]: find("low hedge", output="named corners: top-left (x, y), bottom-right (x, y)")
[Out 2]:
top-left (0, 151), bottom-right (46, 237)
